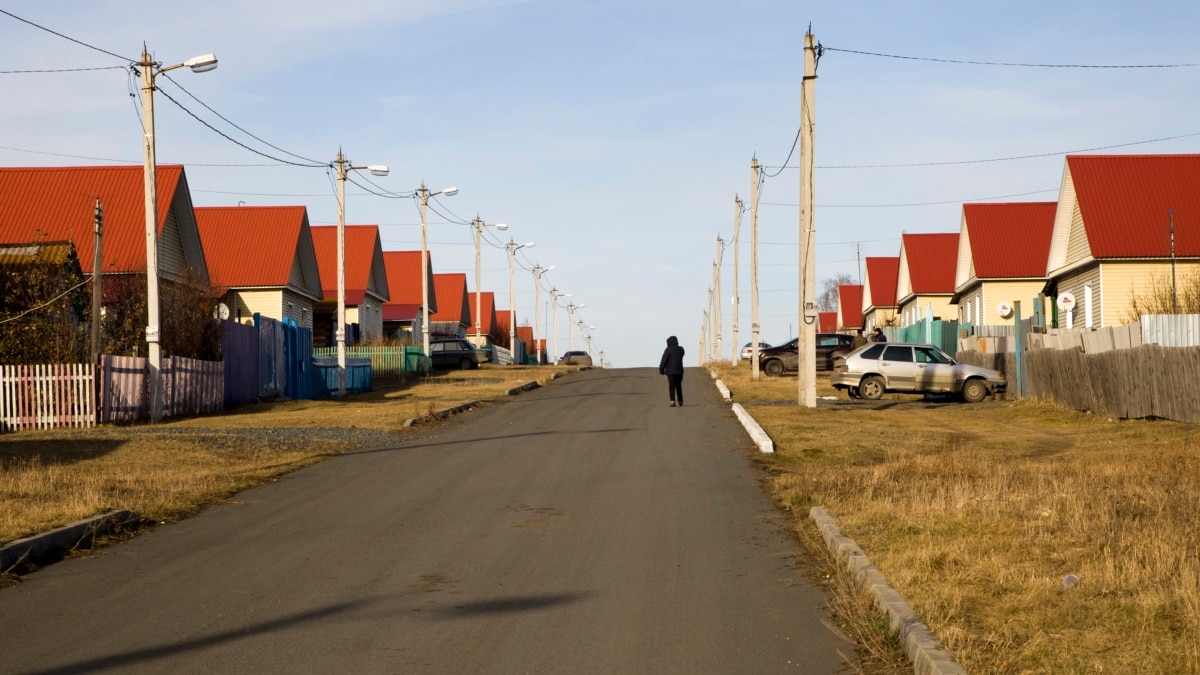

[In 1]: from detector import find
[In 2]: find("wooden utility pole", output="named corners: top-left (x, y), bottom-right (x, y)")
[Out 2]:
top-left (90, 199), bottom-right (104, 363)
top-left (750, 157), bottom-right (761, 379)
top-left (714, 236), bottom-right (722, 361)
top-left (731, 195), bottom-right (741, 363)
top-left (798, 29), bottom-right (818, 408)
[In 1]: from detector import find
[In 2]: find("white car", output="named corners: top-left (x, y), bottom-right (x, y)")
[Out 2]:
top-left (830, 342), bottom-right (1006, 402)
top-left (739, 342), bottom-right (771, 360)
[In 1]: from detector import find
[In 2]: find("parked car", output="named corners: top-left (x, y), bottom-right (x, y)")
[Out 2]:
top-left (758, 333), bottom-right (858, 376)
top-left (430, 338), bottom-right (490, 370)
top-left (740, 342), bottom-right (771, 360)
top-left (829, 342), bottom-right (1006, 402)
top-left (557, 351), bottom-right (593, 366)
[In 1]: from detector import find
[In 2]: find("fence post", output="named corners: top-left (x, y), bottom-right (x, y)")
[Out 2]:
top-left (1013, 300), bottom-right (1024, 398)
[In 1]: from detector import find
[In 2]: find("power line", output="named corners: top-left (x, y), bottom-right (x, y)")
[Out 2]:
top-left (761, 187), bottom-right (1057, 208)
top-left (0, 9), bottom-right (134, 63)
top-left (824, 46), bottom-right (1200, 69)
top-left (0, 65), bottom-right (126, 74)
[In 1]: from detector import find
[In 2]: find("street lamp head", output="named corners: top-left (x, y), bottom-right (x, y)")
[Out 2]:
top-left (576, 303), bottom-right (586, 310)
top-left (440, 187), bottom-right (459, 197)
top-left (523, 241), bottom-right (536, 249)
top-left (367, 165), bottom-right (389, 176)
top-left (546, 264), bottom-right (557, 272)
top-left (495, 223), bottom-right (509, 230)
top-left (183, 54), bottom-right (218, 73)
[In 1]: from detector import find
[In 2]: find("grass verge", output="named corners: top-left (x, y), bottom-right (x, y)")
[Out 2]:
top-left (712, 360), bottom-right (1200, 673)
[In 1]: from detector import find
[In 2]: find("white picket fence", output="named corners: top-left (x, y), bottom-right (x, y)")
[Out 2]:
top-left (0, 364), bottom-right (95, 431)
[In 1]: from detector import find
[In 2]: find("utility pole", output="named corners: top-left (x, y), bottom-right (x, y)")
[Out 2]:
top-left (714, 236), bottom-right (723, 362)
top-left (90, 199), bottom-right (103, 363)
top-left (731, 195), bottom-right (741, 363)
top-left (798, 28), bottom-right (819, 408)
top-left (750, 157), bottom-right (762, 379)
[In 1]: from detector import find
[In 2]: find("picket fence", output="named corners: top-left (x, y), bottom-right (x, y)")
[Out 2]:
top-left (0, 356), bottom-right (223, 431)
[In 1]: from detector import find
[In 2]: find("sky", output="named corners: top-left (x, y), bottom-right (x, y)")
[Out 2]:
top-left (3, 1), bottom-right (1200, 367)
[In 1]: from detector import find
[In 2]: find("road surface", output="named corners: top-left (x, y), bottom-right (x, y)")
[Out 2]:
top-left (0, 367), bottom-right (854, 673)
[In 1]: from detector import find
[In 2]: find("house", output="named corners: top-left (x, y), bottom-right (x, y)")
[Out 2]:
top-left (0, 241), bottom-right (87, 363)
top-left (861, 256), bottom-right (900, 332)
top-left (818, 311), bottom-right (838, 333)
top-left (896, 233), bottom-right (959, 326)
top-left (430, 273), bottom-right (472, 338)
top-left (949, 202), bottom-right (1057, 327)
top-left (836, 284), bottom-right (864, 333)
top-left (1046, 154), bottom-right (1200, 329)
top-left (495, 309), bottom-right (514, 349)
top-left (310, 225), bottom-right (389, 346)
top-left (516, 324), bottom-right (536, 362)
top-left (194, 205), bottom-right (323, 329)
top-left (467, 291), bottom-right (499, 347)
top-left (381, 250), bottom-right (436, 342)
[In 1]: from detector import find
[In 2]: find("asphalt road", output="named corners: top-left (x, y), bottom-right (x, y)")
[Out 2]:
top-left (0, 367), bottom-right (853, 674)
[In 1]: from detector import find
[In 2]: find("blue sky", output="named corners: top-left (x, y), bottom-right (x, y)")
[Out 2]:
top-left (4, 1), bottom-right (1200, 367)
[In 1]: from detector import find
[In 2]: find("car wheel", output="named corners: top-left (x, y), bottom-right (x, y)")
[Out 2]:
top-left (764, 359), bottom-right (785, 377)
top-left (458, 358), bottom-right (474, 370)
top-left (961, 378), bottom-right (987, 403)
top-left (859, 375), bottom-right (885, 400)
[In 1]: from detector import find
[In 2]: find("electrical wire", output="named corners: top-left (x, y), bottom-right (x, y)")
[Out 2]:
top-left (761, 187), bottom-right (1058, 208)
top-left (0, 9), bottom-right (134, 63)
top-left (0, 65), bottom-right (126, 74)
top-left (824, 46), bottom-right (1200, 69)
top-left (0, 278), bottom-right (91, 324)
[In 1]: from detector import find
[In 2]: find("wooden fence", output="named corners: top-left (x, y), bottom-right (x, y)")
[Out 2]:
top-left (313, 346), bottom-right (424, 379)
top-left (0, 364), bottom-right (95, 431)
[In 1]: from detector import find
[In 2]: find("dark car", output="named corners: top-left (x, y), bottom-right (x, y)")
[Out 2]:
top-left (830, 342), bottom-right (1006, 402)
top-left (430, 338), bottom-right (490, 370)
top-left (557, 351), bottom-right (593, 366)
top-left (758, 333), bottom-right (857, 376)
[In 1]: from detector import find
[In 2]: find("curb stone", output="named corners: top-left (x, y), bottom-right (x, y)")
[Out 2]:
top-left (708, 371), bottom-right (732, 403)
top-left (809, 507), bottom-right (966, 675)
top-left (403, 400), bottom-right (480, 427)
top-left (1, 510), bottom-right (142, 571)
top-left (729, 403), bottom-right (774, 453)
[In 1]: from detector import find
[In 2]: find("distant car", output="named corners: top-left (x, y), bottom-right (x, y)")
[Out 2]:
top-left (740, 342), bottom-right (771, 360)
top-left (557, 351), bottom-right (593, 366)
top-left (830, 342), bottom-right (1006, 402)
top-left (429, 338), bottom-right (490, 370)
top-left (758, 333), bottom-right (857, 376)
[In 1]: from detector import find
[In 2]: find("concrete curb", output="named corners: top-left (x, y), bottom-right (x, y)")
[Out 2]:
top-left (730, 403), bottom-right (774, 453)
top-left (403, 400), bottom-right (481, 427)
top-left (505, 380), bottom-right (540, 396)
top-left (1, 510), bottom-right (142, 571)
top-left (809, 507), bottom-right (966, 675)
top-left (708, 370), bottom-right (732, 403)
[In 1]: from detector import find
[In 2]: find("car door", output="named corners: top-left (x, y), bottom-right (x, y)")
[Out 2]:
top-left (913, 346), bottom-right (956, 392)
top-left (430, 341), bottom-right (449, 369)
top-left (878, 345), bottom-right (916, 390)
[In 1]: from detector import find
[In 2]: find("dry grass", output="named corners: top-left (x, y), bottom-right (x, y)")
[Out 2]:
top-left (0, 365), bottom-right (574, 548)
top-left (712, 361), bottom-right (1200, 673)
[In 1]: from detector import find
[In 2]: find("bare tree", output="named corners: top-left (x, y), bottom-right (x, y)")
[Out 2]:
top-left (817, 273), bottom-right (854, 313)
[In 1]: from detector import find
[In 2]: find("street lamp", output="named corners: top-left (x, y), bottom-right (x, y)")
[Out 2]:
top-left (507, 239), bottom-right (534, 363)
top-left (532, 263), bottom-right (555, 364)
top-left (578, 322), bottom-right (596, 355)
top-left (418, 183), bottom-right (458, 371)
top-left (139, 47), bottom-right (218, 422)
top-left (566, 302), bottom-right (585, 350)
top-left (472, 216), bottom-right (507, 342)
top-left (552, 291), bottom-right (569, 360)
top-left (333, 151), bottom-right (388, 397)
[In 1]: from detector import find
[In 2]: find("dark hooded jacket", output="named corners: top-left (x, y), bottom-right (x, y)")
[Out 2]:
top-left (659, 336), bottom-right (685, 375)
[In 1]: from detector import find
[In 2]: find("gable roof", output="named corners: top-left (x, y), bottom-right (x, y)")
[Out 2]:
top-left (818, 311), bottom-right (838, 333)
top-left (495, 308), bottom-right (514, 336)
top-left (195, 205), bottom-right (323, 301)
top-left (898, 233), bottom-right (959, 298)
top-left (310, 225), bottom-right (389, 305)
top-left (837, 284), bottom-right (864, 329)
top-left (516, 325), bottom-right (534, 344)
top-left (863, 256), bottom-right (899, 310)
top-left (468, 291), bottom-right (497, 334)
top-left (0, 164), bottom-right (208, 282)
top-left (381, 250), bottom-right (435, 313)
top-left (1061, 154), bottom-right (1200, 260)
top-left (957, 203), bottom-right (1056, 289)
top-left (430, 273), bottom-right (470, 325)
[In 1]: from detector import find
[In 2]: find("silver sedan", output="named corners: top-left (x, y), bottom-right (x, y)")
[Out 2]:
top-left (830, 342), bottom-right (1006, 402)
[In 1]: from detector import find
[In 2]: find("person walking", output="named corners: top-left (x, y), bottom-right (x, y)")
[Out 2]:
top-left (659, 335), bottom-right (686, 407)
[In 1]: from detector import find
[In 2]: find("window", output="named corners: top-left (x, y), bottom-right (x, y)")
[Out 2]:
top-left (860, 344), bottom-right (886, 360)
top-left (883, 345), bottom-right (913, 362)
top-left (915, 346), bottom-right (951, 364)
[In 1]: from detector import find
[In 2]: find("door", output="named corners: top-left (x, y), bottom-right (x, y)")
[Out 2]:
top-left (913, 346), bottom-right (956, 392)
top-left (878, 345), bottom-right (916, 390)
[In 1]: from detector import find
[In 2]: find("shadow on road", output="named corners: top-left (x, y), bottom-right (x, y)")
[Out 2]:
top-left (431, 592), bottom-right (589, 620)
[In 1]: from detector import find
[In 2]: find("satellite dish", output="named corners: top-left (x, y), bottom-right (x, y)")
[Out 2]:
top-left (213, 302), bottom-right (230, 321)
top-left (1057, 292), bottom-right (1076, 310)
top-left (996, 301), bottom-right (1013, 319)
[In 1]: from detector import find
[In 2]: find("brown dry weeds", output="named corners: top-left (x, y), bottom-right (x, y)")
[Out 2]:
top-left (713, 361), bottom-right (1200, 673)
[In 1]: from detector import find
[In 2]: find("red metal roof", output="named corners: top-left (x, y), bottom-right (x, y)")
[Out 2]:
top-left (901, 233), bottom-right (959, 294)
top-left (310, 225), bottom-right (382, 305)
top-left (431, 273), bottom-right (470, 324)
top-left (818, 311), bottom-right (838, 333)
top-left (864, 256), bottom-right (899, 307)
top-left (381, 250), bottom-right (434, 312)
top-left (1068, 154), bottom-right (1200, 258)
top-left (195, 206), bottom-right (308, 288)
top-left (382, 303), bottom-right (420, 322)
top-left (837, 284), bottom-right (864, 329)
top-left (0, 164), bottom-right (184, 274)
top-left (468, 291), bottom-right (497, 333)
top-left (516, 325), bottom-right (534, 344)
top-left (963, 202), bottom-right (1056, 277)
top-left (495, 309), bottom-right (514, 336)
